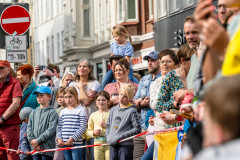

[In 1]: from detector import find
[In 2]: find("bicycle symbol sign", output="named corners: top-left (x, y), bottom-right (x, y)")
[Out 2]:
top-left (5, 35), bottom-right (27, 51)
top-left (10, 37), bottom-right (22, 45)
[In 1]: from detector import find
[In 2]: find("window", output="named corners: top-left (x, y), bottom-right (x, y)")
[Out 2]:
top-left (38, 42), bottom-right (40, 64)
top-left (157, 0), bottom-right (167, 18)
top-left (59, 0), bottom-right (62, 13)
top-left (45, 0), bottom-right (48, 18)
top-left (41, 0), bottom-right (43, 22)
top-left (34, 0), bottom-right (38, 25)
top-left (51, 36), bottom-right (54, 63)
top-left (57, 0), bottom-right (59, 14)
top-left (50, 0), bottom-right (53, 17)
top-left (83, 0), bottom-right (91, 37)
top-left (169, 0), bottom-right (180, 14)
top-left (83, 0), bottom-right (89, 4)
top-left (35, 43), bottom-right (38, 64)
top-left (61, 31), bottom-right (64, 55)
top-left (83, 9), bottom-right (90, 36)
top-left (42, 40), bottom-right (44, 64)
top-left (182, 0), bottom-right (194, 8)
top-left (149, 0), bottom-right (153, 19)
top-left (127, 0), bottom-right (136, 19)
top-left (46, 37), bottom-right (50, 63)
top-left (97, 62), bottom-right (103, 83)
top-left (57, 33), bottom-right (60, 60)
top-left (119, 0), bottom-right (123, 20)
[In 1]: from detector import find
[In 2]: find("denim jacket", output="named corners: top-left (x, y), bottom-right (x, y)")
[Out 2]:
top-left (133, 72), bottom-right (161, 129)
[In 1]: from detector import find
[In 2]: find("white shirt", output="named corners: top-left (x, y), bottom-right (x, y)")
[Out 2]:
top-left (70, 80), bottom-right (100, 117)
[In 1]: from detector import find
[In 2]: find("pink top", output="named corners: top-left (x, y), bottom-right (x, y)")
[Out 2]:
top-left (104, 80), bottom-right (138, 98)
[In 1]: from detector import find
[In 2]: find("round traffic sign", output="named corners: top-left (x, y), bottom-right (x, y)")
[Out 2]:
top-left (0, 5), bottom-right (30, 35)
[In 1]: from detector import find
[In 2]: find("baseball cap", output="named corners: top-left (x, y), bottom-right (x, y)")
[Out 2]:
top-left (0, 60), bottom-right (10, 67)
top-left (19, 107), bottom-right (33, 121)
top-left (143, 51), bottom-right (159, 60)
top-left (33, 86), bottom-right (51, 95)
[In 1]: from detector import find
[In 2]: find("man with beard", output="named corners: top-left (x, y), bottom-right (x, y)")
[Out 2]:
top-left (133, 51), bottom-right (161, 160)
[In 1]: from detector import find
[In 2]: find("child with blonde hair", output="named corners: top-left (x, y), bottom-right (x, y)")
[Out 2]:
top-left (57, 87), bottom-right (88, 160)
top-left (106, 84), bottom-right (141, 160)
top-left (87, 91), bottom-right (110, 160)
top-left (100, 25), bottom-right (138, 90)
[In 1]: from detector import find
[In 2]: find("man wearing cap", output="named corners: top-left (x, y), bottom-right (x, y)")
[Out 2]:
top-left (132, 51), bottom-right (161, 160)
top-left (0, 60), bottom-right (22, 160)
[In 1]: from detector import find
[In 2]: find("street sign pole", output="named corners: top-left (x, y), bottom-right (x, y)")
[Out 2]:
top-left (0, 4), bottom-right (30, 64)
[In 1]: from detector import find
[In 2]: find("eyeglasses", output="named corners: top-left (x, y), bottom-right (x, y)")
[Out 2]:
top-left (160, 60), bottom-right (172, 64)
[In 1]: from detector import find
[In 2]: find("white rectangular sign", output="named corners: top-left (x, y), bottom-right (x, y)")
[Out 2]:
top-left (5, 35), bottom-right (27, 51)
top-left (6, 51), bottom-right (27, 63)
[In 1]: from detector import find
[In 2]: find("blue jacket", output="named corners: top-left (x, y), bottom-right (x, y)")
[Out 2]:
top-left (19, 122), bottom-right (32, 159)
top-left (21, 80), bottom-right (39, 109)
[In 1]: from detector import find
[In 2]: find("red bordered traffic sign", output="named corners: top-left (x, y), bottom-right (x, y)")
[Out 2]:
top-left (0, 5), bottom-right (30, 35)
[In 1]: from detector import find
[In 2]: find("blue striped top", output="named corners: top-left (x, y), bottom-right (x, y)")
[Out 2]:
top-left (57, 106), bottom-right (88, 144)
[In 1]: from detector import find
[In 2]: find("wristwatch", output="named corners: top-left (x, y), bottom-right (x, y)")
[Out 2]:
top-left (0, 116), bottom-right (6, 122)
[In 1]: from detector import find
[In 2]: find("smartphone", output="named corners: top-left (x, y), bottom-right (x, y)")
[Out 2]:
top-left (170, 109), bottom-right (193, 120)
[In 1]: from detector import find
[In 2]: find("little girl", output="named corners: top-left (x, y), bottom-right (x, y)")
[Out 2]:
top-left (54, 87), bottom-right (67, 160)
top-left (100, 25), bottom-right (138, 90)
top-left (87, 91), bottom-right (110, 160)
top-left (57, 87), bottom-right (88, 160)
top-left (56, 87), bottom-right (67, 115)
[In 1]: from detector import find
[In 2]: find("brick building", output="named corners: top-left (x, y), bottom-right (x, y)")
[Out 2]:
top-left (61, 0), bottom-right (155, 81)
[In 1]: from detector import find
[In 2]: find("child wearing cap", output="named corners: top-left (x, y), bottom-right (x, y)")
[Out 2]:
top-left (106, 84), bottom-right (141, 160)
top-left (17, 107), bottom-right (33, 160)
top-left (27, 86), bottom-right (58, 160)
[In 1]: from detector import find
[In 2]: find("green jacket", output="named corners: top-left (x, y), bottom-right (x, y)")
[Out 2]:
top-left (27, 106), bottom-right (58, 157)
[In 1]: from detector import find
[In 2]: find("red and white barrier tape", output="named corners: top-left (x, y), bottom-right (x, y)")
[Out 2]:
top-left (0, 126), bottom-right (183, 155)
top-left (146, 126), bottom-right (183, 135)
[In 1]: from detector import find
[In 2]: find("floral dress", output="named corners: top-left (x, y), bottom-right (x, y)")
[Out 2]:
top-left (156, 70), bottom-right (184, 128)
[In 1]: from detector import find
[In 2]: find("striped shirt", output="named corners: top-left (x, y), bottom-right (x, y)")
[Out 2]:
top-left (57, 106), bottom-right (88, 144)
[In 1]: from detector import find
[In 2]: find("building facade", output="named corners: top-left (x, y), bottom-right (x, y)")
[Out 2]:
top-left (33, 0), bottom-right (64, 73)
top-left (153, 0), bottom-right (217, 51)
top-left (62, 0), bottom-right (155, 82)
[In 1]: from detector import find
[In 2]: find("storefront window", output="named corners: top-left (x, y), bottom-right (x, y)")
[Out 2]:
top-left (182, 0), bottom-right (194, 8)
top-left (169, 0), bottom-right (180, 14)
top-left (157, 0), bottom-right (167, 18)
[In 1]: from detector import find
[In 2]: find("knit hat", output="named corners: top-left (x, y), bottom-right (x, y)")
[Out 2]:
top-left (19, 107), bottom-right (33, 121)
